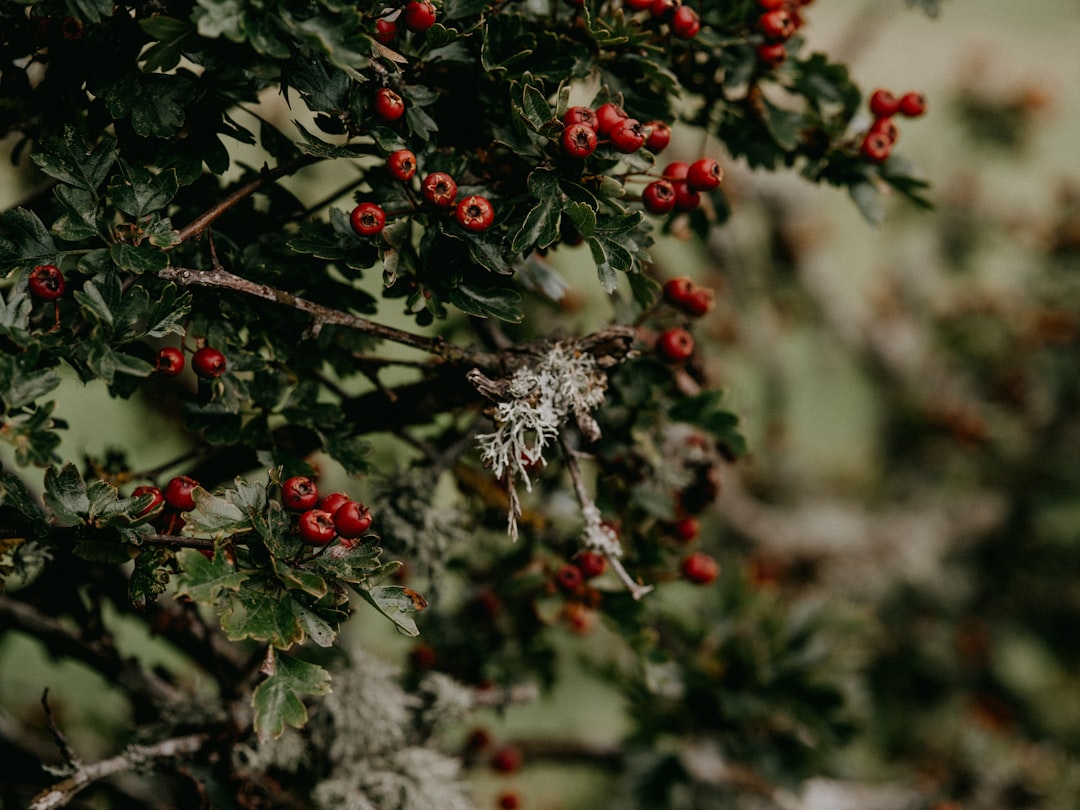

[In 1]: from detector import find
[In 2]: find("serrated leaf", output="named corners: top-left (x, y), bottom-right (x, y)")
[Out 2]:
top-left (511, 169), bottom-right (561, 253)
top-left (251, 651), bottom-right (331, 741)
top-left (31, 128), bottom-right (116, 193)
top-left (358, 585), bottom-right (427, 637)
top-left (311, 541), bottom-right (384, 583)
top-left (184, 487), bottom-right (251, 538)
top-left (0, 208), bottom-right (60, 271)
top-left (110, 161), bottom-right (179, 218)
top-left (0, 466), bottom-right (49, 537)
top-left (129, 548), bottom-right (173, 610)
top-left (53, 185), bottom-right (100, 242)
top-left (222, 580), bottom-right (304, 648)
top-left (74, 279), bottom-right (116, 328)
top-left (289, 599), bottom-right (338, 647)
top-left (110, 242), bottom-right (169, 274)
top-left (43, 463), bottom-right (89, 525)
top-left (444, 283), bottom-right (524, 322)
top-left (0, 354), bottom-right (62, 411)
top-left (273, 558), bottom-right (329, 598)
top-left (175, 547), bottom-right (249, 603)
top-left (145, 285), bottom-right (191, 337)
top-left (520, 84), bottom-right (553, 132)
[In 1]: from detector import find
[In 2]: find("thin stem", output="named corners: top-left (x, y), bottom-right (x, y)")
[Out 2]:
top-left (29, 733), bottom-right (208, 810)
top-left (41, 689), bottom-right (81, 769)
top-left (141, 534), bottom-right (215, 551)
top-left (174, 155), bottom-right (320, 244)
top-left (159, 265), bottom-right (492, 363)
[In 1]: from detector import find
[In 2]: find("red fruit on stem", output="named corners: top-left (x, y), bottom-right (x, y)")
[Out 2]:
top-left (374, 87), bottom-right (405, 121)
top-left (576, 551), bottom-right (607, 579)
top-left (402, 0), bottom-right (436, 32)
top-left (657, 327), bottom-right (695, 362)
top-left (374, 18), bottom-right (396, 44)
top-left (609, 117), bottom-right (645, 153)
top-left (642, 180), bottom-right (677, 215)
top-left (670, 5), bottom-right (701, 39)
top-left (650, 0), bottom-right (681, 22)
top-left (164, 476), bottom-right (199, 512)
top-left (562, 106), bottom-right (598, 129)
top-left (192, 346), bottom-right (226, 379)
top-left (759, 9), bottom-right (795, 41)
top-left (686, 157), bottom-right (723, 191)
top-left (868, 88), bottom-right (900, 118)
top-left (131, 485), bottom-right (164, 516)
top-left (455, 195), bottom-right (495, 232)
top-left (155, 346), bottom-right (185, 376)
top-left (898, 91), bottom-right (927, 117)
top-left (28, 264), bottom-right (65, 301)
top-left (319, 492), bottom-right (351, 516)
top-left (673, 182), bottom-right (701, 211)
top-left (555, 563), bottom-right (584, 593)
top-left (298, 509), bottom-right (337, 546)
top-left (282, 476), bottom-right (319, 511)
top-left (350, 202), bottom-right (387, 237)
top-left (682, 551), bottom-right (719, 584)
top-left (756, 42), bottom-right (787, 68)
top-left (683, 287), bottom-right (714, 317)
top-left (421, 172), bottom-right (458, 206)
top-left (333, 500), bottom-right (373, 539)
top-left (672, 516), bottom-right (700, 542)
top-left (644, 120), bottom-right (671, 152)
top-left (560, 122), bottom-right (598, 158)
top-left (869, 116), bottom-right (899, 144)
top-left (594, 102), bottom-right (628, 137)
top-left (663, 160), bottom-right (689, 181)
top-left (663, 276), bottom-right (696, 307)
top-left (387, 149), bottom-right (417, 182)
top-left (860, 131), bottom-right (892, 163)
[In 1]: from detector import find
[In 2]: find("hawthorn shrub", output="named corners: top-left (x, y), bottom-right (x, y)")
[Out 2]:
top-left (0, 1), bottom-right (945, 808)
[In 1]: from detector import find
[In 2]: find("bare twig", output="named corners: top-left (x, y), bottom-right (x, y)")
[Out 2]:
top-left (41, 689), bottom-right (81, 770)
top-left (29, 733), bottom-right (208, 810)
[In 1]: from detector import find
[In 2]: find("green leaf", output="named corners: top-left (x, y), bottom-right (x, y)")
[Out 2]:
top-left (0, 465), bottom-right (49, 537)
top-left (289, 598), bottom-right (338, 647)
top-left (520, 83), bottom-right (553, 132)
top-left (145, 285), bottom-right (191, 337)
top-left (140, 16), bottom-right (196, 73)
top-left (43, 463), bottom-right (89, 525)
top-left (311, 541), bottom-right (384, 584)
top-left (0, 286), bottom-right (32, 341)
top-left (53, 186), bottom-right (101, 242)
top-left (109, 161), bottom-right (179, 218)
top-left (31, 128), bottom-right (116, 193)
top-left (110, 242), bottom-right (169, 274)
top-left (251, 651), bottom-right (331, 741)
top-left (74, 278), bottom-right (117, 328)
top-left (668, 390), bottom-right (749, 458)
top-left (444, 283), bottom-right (524, 322)
top-left (0, 353), bottom-right (62, 411)
top-left (358, 585), bottom-right (427, 637)
top-left (511, 169), bottom-right (561, 253)
top-left (221, 579), bottom-right (304, 648)
top-left (100, 73), bottom-right (194, 139)
top-left (0, 208), bottom-right (60, 271)
top-left (129, 548), bottom-right (173, 610)
top-left (273, 557), bottom-right (329, 598)
top-left (175, 547), bottom-right (249, 603)
top-left (184, 487), bottom-right (252, 538)
top-left (850, 180), bottom-right (885, 227)
top-left (760, 95), bottom-right (806, 152)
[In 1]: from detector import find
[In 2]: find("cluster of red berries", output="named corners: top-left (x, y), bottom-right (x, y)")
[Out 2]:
top-left (860, 88), bottom-right (927, 163)
top-left (622, 0), bottom-right (702, 41)
top-left (350, 151), bottom-right (495, 239)
top-left (282, 475), bottom-right (373, 548)
top-left (553, 550), bottom-right (608, 596)
top-left (663, 276), bottom-right (715, 318)
top-left (560, 102), bottom-right (670, 159)
top-left (373, 0), bottom-right (437, 45)
top-left (131, 475), bottom-right (200, 517)
top-left (154, 345), bottom-right (227, 380)
top-left (754, 0), bottom-right (815, 68)
top-left (643, 158), bottom-right (723, 215)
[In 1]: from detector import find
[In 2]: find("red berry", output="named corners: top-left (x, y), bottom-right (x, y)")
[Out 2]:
top-left (898, 91), bottom-right (927, 118)
top-left (642, 180), bottom-right (677, 215)
top-left (319, 492), bottom-right (351, 516)
top-left (155, 346), bottom-right (185, 376)
top-left (374, 87), bottom-right (405, 122)
top-left (759, 9), bottom-right (795, 41)
top-left (490, 745), bottom-right (523, 773)
top-left (663, 161), bottom-right (689, 182)
top-left (650, 0), bottom-right (681, 22)
top-left (561, 123), bottom-right (598, 159)
top-left (192, 346), bottom-right (226, 379)
top-left (663, 276), bottom-right (695, 306)
top-left (374, 18), bottom-right (396, 44)
top-left (673, 182), bottom-right (700, 211)
top-left (681, 551), bottom-right (719, 584)
top-left (164, 476), bottom-right (199, 512)
top-left (455, 195), bottom-right (495, 232)
top-left (670, 5), bottom-right (701, 39)
top-left (644, 120), bottom-right (671, 152)
top-left (350, 202), bottom-right (387, 237)
top-left (609, 118), bottom-right (645, 153)
top-left (860, 131), bottom-right (892, 163)
top-left (672, 516), bottom-right (699, 542)
top-left (131, 485), bottom-right (164, 516)
top-left (657, 327), bottom-right (695, 362)
top-left (402, 0), bottom-right (436, 32)
top-left (333, 500), bottom-right (372, 539)
top-left (562, 106), bottom-right (598, 129)
top-left (498, 791), bottom-right (522, 810)
top-left (624, 0), bottom-right (653, 9)
top-left (282, 476), bottom-right (319, 511)
top-left (686, 158), bottom-right (723, 191)
top-left (555, 563), bottom-right (584, 593)
top-left (868, 88), bottom-right (900, 118)
top-left (869, 116), bottom-right (899, 144)
top-left (298, 509), bottom-right (337, 546)
top-left (421, 172), bottom-right (458, 207)
top-left (576, 551), bottom-right (607, 579)
top-left (683, 287), bottom-right (714, 317)
top-left (594, 102), bottom-right (628, 138)
top-left (756, 42), bottom-right (787, 68)
top-left (387, 149), bottom-right (417, 182)
top-left (28, 264), bottom-right (65, 301)
top-left (757, 0), bottom-right (786, 8)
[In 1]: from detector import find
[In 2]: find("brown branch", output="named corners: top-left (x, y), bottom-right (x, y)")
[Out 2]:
top-left (29, 732), bottom-right (208, 810)
top-left (158, 265), bottom-right (495, 363)
top-left (41, 689), bottom-right (81, 770)
top-left (174, 155), bottom-right (320, 244)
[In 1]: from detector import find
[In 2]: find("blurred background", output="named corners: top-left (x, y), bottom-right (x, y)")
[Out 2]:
top-left (3, 1), bottom-right (1080, 808)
